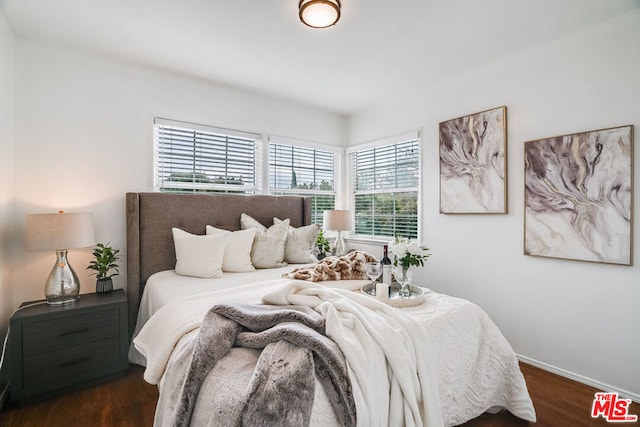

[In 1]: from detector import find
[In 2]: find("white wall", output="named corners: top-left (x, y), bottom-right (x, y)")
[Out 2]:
top-left (11, 39), bottom-right (346, 306)
top-left (348, 10), bottom-right (640, 399)
top-left (0, 10), bottom-right (14, 389)
top-left (0, 11), bottom-right (14, 337)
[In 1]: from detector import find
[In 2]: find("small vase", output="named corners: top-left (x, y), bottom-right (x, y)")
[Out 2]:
top-left (96, 278), bottom-right (113, 294)
top-left (395, 266), bottom-right (414, 298)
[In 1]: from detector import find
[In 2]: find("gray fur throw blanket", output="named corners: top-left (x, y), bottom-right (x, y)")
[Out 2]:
top-left (170, 303), bottom-right (356, 427)
top-left (283, 250), bottom-right (377, 282)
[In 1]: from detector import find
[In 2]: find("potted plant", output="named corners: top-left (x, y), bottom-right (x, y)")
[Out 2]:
top-left (315, 229), bottom-right (331, 260)
top-left (87, 242), bottom-right (120, 294)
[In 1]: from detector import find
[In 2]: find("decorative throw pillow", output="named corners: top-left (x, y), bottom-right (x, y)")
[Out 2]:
top-left (240, 213), bottom-right (289, 268)
top-left (205, 225), bottom-right (256, 272)
top-left (274, 217), bottom-right (319, 264)
top-left (172, 228), bottom-right (226, 278)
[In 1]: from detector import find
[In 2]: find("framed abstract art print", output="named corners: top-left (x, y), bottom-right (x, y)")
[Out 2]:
top-left (524, 125), bottom-right (633, 265)
top-left (439, 106), bottom-right (507, 214)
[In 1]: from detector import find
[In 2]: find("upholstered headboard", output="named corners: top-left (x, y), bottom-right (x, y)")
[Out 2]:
top-left (125, 192), bottom-right (312, 338)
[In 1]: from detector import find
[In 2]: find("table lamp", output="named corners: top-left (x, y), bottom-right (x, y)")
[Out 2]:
top-left (322, 210), bottom-right (353, 256)
top-left (25, 211), bottom-right (95, 305)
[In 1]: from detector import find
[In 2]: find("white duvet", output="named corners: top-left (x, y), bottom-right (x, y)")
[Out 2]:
top-left (128, 266), bottom-right (317, 365)
top-left (134, 278), bottom-right (536, 427)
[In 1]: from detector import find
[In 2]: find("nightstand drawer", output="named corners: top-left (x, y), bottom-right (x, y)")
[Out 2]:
top-left (22, 308), bottom-right (119, 354)
top-left (23, 338), bottom-right (121, 390)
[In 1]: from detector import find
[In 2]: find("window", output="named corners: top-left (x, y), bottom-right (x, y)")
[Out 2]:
top-left (269, 138), bottom-right (337, 225)
top-left (153, 119), bottom-right (342, 226)
top-left (349, 133), bottom-right (420, 239)
top-left (154, 118), bottom-right (260, 193)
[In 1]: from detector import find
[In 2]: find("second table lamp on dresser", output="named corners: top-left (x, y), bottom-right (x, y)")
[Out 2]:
top-left (322, 209), bottom-right (353, 257)
top-left (25, 211), bottom-right (95, 305)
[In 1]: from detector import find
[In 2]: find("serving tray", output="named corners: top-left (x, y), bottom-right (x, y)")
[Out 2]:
top-left (360, 282), bottom-right (427, 308)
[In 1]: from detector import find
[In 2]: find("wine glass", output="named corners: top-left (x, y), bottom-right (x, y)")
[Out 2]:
top-left (365, 262), bottom-right (382, 292)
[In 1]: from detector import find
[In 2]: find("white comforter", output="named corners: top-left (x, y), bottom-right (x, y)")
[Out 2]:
top-left (134, 279), bottom-right (536, 426)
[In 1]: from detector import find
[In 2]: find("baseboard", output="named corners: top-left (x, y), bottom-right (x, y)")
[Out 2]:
top-left (517, 354), bottom-right (640, 403)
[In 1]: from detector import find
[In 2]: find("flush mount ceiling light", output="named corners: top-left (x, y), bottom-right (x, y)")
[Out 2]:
top-left (299, 0), bottom-right (341, 29)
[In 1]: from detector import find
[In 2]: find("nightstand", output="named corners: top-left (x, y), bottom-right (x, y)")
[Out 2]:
top-left (9, 290), bottom-right (128, 403)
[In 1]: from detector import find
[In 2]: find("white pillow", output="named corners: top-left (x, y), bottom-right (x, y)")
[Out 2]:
top-left (205, 225), bottom-right (256, 272)
top-left (240, 213), bottom-right (289, 268)
top-left (274, 217), bottom-right (319, 264)
top-left (172, 228), bottom-right (226, 278)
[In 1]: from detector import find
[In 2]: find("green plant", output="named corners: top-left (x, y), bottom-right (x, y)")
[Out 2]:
top-left (316, 229), bottom-right (331, 255)
top-left (87, 243), bottom-right (121, 280)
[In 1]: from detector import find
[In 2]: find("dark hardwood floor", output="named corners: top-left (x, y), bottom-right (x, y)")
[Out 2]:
top-left (0, 366), bottom-right (157, 427)
top-left (1, 362), bottom-right (637, 426)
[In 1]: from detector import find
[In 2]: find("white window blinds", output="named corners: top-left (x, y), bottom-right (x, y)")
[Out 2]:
top-left (350, 135), bottom-right (420, 239)
top-left (154, 118), bottom-right (260, 193)
top-left (269, 139), bottom-right (337, 225)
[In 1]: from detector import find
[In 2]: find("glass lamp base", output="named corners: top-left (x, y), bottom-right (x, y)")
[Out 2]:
top-left (45, 250), bottom-right (81, 305)
top-left (333, 232), bottom-right (347, 257)
top-left (47, 295), bottom-right (79, 306)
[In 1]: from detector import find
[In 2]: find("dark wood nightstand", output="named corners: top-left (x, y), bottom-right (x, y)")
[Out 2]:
top-left (9, 290), bottom-right (129, 403)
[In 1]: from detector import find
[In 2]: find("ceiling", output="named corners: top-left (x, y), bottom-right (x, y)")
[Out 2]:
top-left (2, 0), bottom-right (639, 116)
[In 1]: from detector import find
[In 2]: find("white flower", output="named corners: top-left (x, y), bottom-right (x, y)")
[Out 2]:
top-left (390, 241), bottom-right (408, 259)
top-left (389, 236), bottom-right (430, 268)
top-left (407, 241), bottom-right (422, 256)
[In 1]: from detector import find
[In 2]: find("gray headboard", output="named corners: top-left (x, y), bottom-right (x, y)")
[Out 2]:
top-left (125, 192), bottom-right (312, 338)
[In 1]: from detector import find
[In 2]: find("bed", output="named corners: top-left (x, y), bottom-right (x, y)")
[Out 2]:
top-left (126, 192), bottom-right (536, 427)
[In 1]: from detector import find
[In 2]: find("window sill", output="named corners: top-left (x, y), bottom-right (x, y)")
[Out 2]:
top-left (345, 237), bottom-right (393, 246)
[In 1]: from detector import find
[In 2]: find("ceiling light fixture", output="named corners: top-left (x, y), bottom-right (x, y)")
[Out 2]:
top-left (299, 0), bottom-right (341, 29)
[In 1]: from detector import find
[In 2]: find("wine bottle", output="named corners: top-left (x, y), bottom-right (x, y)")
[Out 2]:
top-left (381, 244), bottom-right (392, 284)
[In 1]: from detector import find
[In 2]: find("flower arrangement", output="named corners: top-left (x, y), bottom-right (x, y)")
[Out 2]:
top-left (389, 236), bottom-right (430, 268)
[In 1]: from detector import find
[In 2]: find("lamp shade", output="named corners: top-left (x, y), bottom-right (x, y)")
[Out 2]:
top-left (299, 0), bottom-right (341, 28)
top-left (25, 211), bottom-right (95, 251)
top-left (323, 210), bottom-right (353, 232)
